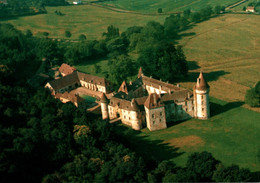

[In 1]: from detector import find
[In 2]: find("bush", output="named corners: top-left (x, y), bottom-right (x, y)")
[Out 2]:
top-left (65, 30), bottom-right (71, 38)
top-left (245, 82), bottom-right (260, 107)
top-left (158, 8), bottom-right (163, 13)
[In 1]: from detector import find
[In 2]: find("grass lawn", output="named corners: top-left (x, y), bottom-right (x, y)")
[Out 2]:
top-left (1, 5), bottom-right (167, 40)
top-left (115, 97), bottom-right (260, 171)
top-left (98, 0), bottom-right (240, 13)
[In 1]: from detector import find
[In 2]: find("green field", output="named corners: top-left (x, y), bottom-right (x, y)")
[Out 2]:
top-left (98, 0), bottom-right (240, 13)
top-left (1, 5), bottom-right (167, 40)
top-left (115, 97), bottom-right (260, 171)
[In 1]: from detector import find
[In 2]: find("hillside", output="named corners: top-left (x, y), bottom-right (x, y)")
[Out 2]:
top-left (176, 14), bottom-right (260, 110)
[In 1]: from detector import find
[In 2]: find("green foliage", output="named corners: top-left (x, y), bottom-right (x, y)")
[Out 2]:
top-left (213, 164), bottom-right (252, 182)
top-left (94, 64), bottom-right (101, 74)
top-left (78, 34), bottom-right (86, 40)
top-left (103, 25), bottom-right (120, 40)
top-left (43, 31), bottom-right (49, 37)
top-left (157, 8), bottom-right (163, 13)
top-left (214, 5), bottom-right (225, 14)
top-left (138, 42), bottom-right (188, 82)
top-left (245, 82), bottom-right (260, 107)
top-left (65, 30), bottom-right (72, 38)
top-left (164, 14), bottom-right (189, 39)
top-left (107, 54), bottom-right (136, 87)
top-left (186, 151), bottom-right (219, 181)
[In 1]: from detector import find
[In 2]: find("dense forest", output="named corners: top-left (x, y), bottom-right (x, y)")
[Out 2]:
top-left (0, 8), bottom-right (259, 182)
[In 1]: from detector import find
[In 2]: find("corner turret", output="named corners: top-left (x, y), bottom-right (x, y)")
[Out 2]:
top-left (100, 93), bottom-right (109, 120)
top-left (193, 72), bottom-right (210, 119)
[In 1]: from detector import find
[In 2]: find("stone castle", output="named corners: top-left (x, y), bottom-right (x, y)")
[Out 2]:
top-left (45, 64), bottom-right (210, 131)
top-left (100, 67), bottom-right (210, 131)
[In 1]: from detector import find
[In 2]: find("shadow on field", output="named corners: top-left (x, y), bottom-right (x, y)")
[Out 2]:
top-left (182, 70), bottom-right (230, 82)
top-left (188, 61), bottom-right (200, 70)
top-left (210, 101), bottom-right (244, 117)
top-left (113, 124), bottom-right (183, 168)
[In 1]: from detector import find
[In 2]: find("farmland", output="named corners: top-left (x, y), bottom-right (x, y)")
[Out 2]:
top-left (98, 0), bottom-right (240, 13)
top-left (1, 5), bottom-right (167, 40)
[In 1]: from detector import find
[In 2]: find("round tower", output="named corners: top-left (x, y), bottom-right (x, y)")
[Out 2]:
top-left (130, 99), bottom-right (142, 130)
top-left (100, 93), bottom-right (109, 120)
top-left (193, 72), bottom-right (210, 119)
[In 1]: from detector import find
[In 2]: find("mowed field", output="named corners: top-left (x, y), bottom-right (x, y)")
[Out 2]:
top-left (1, 5), bottom-right (167, 40)
top-left (176, 14), bottom-right (260, 111)
top-left (116, 97), bottom-right (260, 171)
top-left (99, 0), bottom-right (239, 13)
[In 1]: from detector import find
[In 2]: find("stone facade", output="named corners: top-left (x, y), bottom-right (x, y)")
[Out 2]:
top-left (101, 68), bottom-right (210, 131)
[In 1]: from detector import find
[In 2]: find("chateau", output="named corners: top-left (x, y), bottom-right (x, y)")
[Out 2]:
top-left (46, 64), bottom-right (210, 131)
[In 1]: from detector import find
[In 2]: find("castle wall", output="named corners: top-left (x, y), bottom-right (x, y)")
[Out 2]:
top-left (145, 107), bottom-right (167, 131)
top-left (108, 105), bottom-right (119, 120)
top-left (79, 80), bottom-right (106, 93)
top-left (145, 85), bottom-right (167, 95)
top-left (121, 109), bottom-right (142, 130)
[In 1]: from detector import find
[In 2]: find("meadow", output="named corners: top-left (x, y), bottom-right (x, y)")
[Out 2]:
top-left (176, 14), bottom-right (260, 107)
top-left (98, 0), bottom-right (240, 13)
top-left (1, 5), bottom-right (167, 40)
top-left (116, 97), bottom-right (260, 171)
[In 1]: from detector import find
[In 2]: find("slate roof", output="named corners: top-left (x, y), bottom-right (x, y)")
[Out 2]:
top-left (194, 72), bottom-right (209, 91)
top-left (77, 72), bottom-right (107, 86)
top-left (48, 71), bottom-right (79, 90)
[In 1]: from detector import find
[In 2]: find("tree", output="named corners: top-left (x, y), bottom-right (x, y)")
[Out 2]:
top-left (26, 29), bottom-right (33, 37)
top-left (43, 31), bottom-right (49, 37)
top-left (103, 25), bottom-right (119, 40)
top-left (138, 42), bottom-right (188, 82)
top-left (245, 81), bottom-right (260, 107)
top-left (78, 34), bottom-right (86, 40)
top-left (158, 8), bottom-right (162, 13)
top-left (243, 6), bottom-right (246, 11)
top-left (213, 164), bottom-right (252, 182)
top-left (94, 64), bottom-right (101, 74)
top-left (183, 8), bottom-right (191, 19)
top-left (191, 12), bottom-right (201, 23)
top-left (107, 54), bottom-right (136, 87)
top-left (186, 151), bottom-right (219, 181)
top-left (65, 30), bottom-right (71, 38)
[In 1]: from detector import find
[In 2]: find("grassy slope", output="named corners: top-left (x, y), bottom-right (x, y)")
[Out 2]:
top-left (177, 14), bottom-right (260, 106)
top-left (1, 5), bottom-right (167, 40)
top-left (116, 97), bottom-right (260, 171)
top-left (99, 0), bottom-right (240, 13)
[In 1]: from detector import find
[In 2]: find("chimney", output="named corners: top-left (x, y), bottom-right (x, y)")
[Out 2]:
top-left (153, 94), bottom-right (157, 105)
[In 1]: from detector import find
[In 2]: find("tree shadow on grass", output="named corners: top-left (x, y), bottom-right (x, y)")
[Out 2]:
top-left (113, 124), bottom-right (184, 169)
top-left (180, 70), bottom-right (230, 82)
top-left (251, 171), bottom-right (260, 182)
top-left (210, 101), bottom-right (244, 117)
top-left (188, 60), bottom-right (200, 70)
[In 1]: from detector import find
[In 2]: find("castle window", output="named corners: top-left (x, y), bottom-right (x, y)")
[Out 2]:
top-left (201, 101), bottom-right (204, 105)
top-left (202, 108), bottom-right (204, 111)
top-left (152, 114), bottom-right (155, 118)
top-left (159, 119), bottom-right (162, 123)
top-left (201, 95), bottom-right (203, 99)
top-left (153, 121), bottom-right (155, 124)
top-left (185, 101), bottom-right (187, 106)
top-left (129, 117), bottom-right (131, 120)
top-left (160, 112), bottom-right (162, 116)
top-left (124, 115), bottom-right (126, 119)
top-left (186, 108), bottom-right (188, 112)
